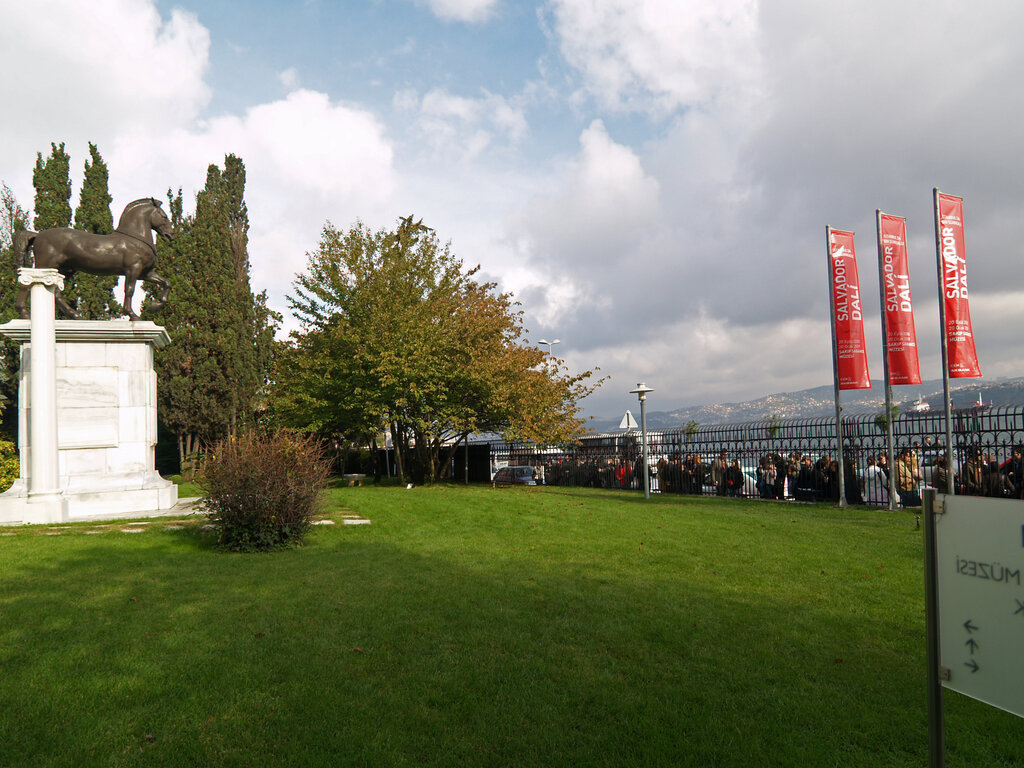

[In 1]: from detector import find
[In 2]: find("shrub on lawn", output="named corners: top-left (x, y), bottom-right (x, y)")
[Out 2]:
top-left (0, 436), bottom-right (17, 492)
top-left (200, 430), bottom-right (331, 551)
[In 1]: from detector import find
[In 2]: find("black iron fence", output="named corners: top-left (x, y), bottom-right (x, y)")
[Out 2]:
top-left (483, 406), bottom-right (1024, 506)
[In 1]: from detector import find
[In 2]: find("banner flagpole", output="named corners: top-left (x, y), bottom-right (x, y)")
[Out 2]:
top-left (827, 227), bottom-right (871, 505)
top-left (934, 190), bottom-right (982, 491)
top-left (876, 210), bottom-right (898, 510)
top-left (826, 225), bottom-right (848, 507)
top-left (933, 188), bottom-right (956, 495)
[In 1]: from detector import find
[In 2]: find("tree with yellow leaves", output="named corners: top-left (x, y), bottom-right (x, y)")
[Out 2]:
top-left (279, 216), bottom-right (601, 483)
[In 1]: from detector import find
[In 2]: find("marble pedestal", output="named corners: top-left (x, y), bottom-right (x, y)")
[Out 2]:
top-left (0, 320), bottom-right (178, 524)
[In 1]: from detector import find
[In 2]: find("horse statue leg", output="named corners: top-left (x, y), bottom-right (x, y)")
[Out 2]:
top-left (18, 271), bottom-right (80, 319)
top-left (142, 271), bottom-right (172, 313)
top-left (14, 230), bottom-right (35, 319)
top-left (54, 268), bottom-right (82, 319)
top-left (15, 284), bottom-right (29, 319)
top-left (122, 275), bottom-right (142, 321)
top-left (54, 291), bottom-right (81, 319)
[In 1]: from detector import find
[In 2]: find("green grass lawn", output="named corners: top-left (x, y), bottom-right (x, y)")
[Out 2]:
top-left (165, 474), bottom-right (204, 499)
top-left (1, 485), bottom-right (1022, 767)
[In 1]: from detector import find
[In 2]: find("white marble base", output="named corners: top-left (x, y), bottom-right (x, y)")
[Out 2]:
top-left (0, 482), bottom-right (67, 525)
top-left (0, 320), bottom-right (178, 524)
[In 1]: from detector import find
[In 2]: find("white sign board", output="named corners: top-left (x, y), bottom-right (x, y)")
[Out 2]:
top-left (934, 493), bottom-right (1024, 717)
top-left (619, 410), bottom-right (638, 430)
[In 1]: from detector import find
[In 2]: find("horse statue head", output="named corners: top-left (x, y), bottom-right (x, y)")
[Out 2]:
top-left (117, 197), bottom-right (174, 243)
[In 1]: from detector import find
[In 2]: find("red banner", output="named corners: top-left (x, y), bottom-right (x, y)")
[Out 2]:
top-left (936, 193), bottom-right (982, 378)
top-left (829, 229), bottom-right (871, 389)
top-left (878, 214), bottom-right (921, 385)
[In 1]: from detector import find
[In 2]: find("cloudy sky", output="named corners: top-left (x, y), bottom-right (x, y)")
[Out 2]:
top-left (1, 0), bottom-right (1022, 420)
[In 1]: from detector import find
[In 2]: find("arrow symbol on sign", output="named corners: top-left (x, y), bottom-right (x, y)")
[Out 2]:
top-left (965, 659), bottom-right (980, 674)
top-left (1015, 600), bottom-right (1024, 616)
top-left (966, 638), bottom-right (979, 655)
top-left (964, 619), bottom-right (979, 634)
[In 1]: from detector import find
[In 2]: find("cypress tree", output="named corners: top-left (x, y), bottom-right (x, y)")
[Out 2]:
top-left (71, 143), bottom-right (120, 319)
top-left (32, 142), bottom-right (72, 231)
top-left (214, 155), bottom-right (264, 432)
top-left (148, 189), bottom-right (202, 469)
top-left (150, 157), bottom-right (279, 475)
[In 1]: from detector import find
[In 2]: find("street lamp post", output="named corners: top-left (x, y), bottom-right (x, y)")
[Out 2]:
top-left (537, 338), bottom-right (560, 356)
top-left (630, 382), bottom-right (654, 499)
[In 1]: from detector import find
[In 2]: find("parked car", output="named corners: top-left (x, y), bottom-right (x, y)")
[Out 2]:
top-left (920, 448), bottom-right (965, 488)
top-left (493, 466), bottom-right (537, 486)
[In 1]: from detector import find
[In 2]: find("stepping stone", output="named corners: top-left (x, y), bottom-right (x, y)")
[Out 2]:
top-left (311, 519), bottom-right (335, 526)
top-left (344, 519), bottom-right (371, 525)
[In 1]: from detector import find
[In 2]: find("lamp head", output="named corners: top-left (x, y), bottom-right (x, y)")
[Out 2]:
top-left (630, 382), bottom-right (654, 401)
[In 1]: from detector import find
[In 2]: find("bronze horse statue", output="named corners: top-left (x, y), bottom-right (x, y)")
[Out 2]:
top-left (14, 197), bottom-right (173, 321)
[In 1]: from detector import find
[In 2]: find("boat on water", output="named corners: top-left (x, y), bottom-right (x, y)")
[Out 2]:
top-left (909, 394), bottom-right (930, 413)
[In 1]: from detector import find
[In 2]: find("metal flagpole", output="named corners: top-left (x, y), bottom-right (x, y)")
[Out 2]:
top-left (933, 189), bottom-right (956, 496)
top-left (826, 226), bottom-right (848, 507)
top-left (876, 210), bottom-right (898, 510)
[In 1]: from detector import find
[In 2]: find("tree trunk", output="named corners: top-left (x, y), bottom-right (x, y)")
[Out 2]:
top-left (371, 436), bottom-right (382, 483)
top-left (439, 433), bottom-right (467, 482)
top-left (411, 430), bottom-right (428, 485)
top-left (390, 421), bottom-right (406, 484)
top-left (178, 433), bottom-right (203, 481)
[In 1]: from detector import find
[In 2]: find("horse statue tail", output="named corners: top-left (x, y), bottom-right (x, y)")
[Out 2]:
top-left (12, 229), bottom-right (36, 268)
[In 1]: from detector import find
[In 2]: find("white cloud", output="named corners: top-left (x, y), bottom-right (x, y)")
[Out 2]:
top-left (548, 0), bottom-right (761, 117)
top-left (0, 0), bottom-right (206, 313)
top-left (395, 87), bottom-right (528, 161)
top-left (0, 0), bottom-right (211, 203)
top-left (278, 67), bottom-right (300, 90)
top-left (416, 0), bottom-right (500, 23)
top-left (108, 88), bottom-right (396, 291)
top-left (523, 0), bottom-right (1024, 416)
top-left (517, 119), bottom-right (659, 269)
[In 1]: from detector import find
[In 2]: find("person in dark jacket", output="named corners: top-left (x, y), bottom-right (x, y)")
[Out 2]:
top-left (961, 448), bottom-right (985, 496)
top-left (843, 456), bottom-right (863, 505)
top-left (773, 453), bottom-right (788, 499)
top-left (983, 452), bottom-right (1008, 497)
top-left (1003, 447), bottom-right (1023, 499)
top-left (724, 459), bottom-right (745, 497)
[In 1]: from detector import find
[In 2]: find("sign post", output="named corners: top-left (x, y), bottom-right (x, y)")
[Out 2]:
top-left (923, 489), bottom-right (946, 768)
top-left (924, 489), bottom-right (1024, 766)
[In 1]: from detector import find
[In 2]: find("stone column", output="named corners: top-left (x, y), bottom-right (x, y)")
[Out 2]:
top-left (18, 268), bottom-right (65, 519)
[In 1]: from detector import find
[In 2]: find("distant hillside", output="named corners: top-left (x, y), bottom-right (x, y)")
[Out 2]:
top-left (586, 378), bottom-right (1024, 434)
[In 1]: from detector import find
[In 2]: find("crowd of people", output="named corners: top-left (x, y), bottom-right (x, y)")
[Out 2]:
top-left (510, 442), bottom-right (1024, 507)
